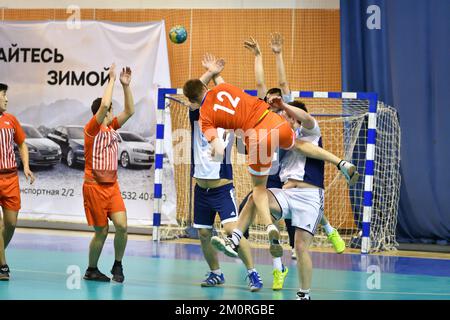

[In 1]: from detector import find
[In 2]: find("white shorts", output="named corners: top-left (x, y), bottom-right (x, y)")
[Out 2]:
top-left (268, 187), bottom-right (324, 235)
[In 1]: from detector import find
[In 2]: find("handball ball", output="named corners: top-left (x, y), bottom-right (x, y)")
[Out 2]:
top-left (169, 25), bottom-right (188, 44)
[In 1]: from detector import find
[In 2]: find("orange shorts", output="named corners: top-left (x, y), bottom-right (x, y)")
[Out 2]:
top-left (82, 181), bottom-right (126, 227)
top-left (245, 111), bottom-right (295, 176)
top-left (0, 172), bottom-right (21, 212)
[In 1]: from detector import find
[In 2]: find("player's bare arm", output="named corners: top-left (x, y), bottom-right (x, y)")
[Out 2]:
top-left (269, 96), bottom-right (315, 129)
top-left (117, 67), bottom-right (135, 126)
top-left (199, 53), bottom-right (225, 86)
top-left (270, 32), bottom-right (289, 96)
top-left (244, 37), bottom-right (267, 99)
top-left (18, 142), bottom-right (35, 184)
top-left (201, 53), bottom-right (225, 85)
top-left (96, 63), bottom-right (116, 125)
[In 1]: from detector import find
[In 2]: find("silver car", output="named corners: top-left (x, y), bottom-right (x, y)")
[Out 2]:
top-left (16, 124), bottom-right (62, 168)
top-left (117, 131), bottom-right (154, 168)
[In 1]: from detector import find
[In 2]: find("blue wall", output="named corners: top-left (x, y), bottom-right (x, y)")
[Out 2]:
top-left (341, 0), bottom-right (450, 243)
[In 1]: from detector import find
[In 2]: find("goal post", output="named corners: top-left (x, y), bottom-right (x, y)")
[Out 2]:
top-left (155, 88), bottom-right (401, 254)
top-left (292, 91), bottom-right (378, 254)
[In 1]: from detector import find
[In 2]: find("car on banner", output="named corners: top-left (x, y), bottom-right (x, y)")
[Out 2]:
top-left (47, 125), bottom-right (85, 168)
top-left (117, 130), bottom-right (155, 169)
top-left (14, 124), bottom-right (62, 168)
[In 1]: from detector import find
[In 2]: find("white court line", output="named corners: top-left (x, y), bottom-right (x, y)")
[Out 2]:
top-left (10, 268), bottom-right (450, 297)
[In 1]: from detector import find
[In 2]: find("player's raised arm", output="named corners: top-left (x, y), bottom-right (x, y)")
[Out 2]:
top-left (117, 67), bottom-right (135, 127)
top-left (199, 53), bottom-right (225, 86)
top-left (269, 96), bottom-right (315, 129)
top-left (201, 53), bottom-right (225, 85)
top-left (96, 63), bottom-right (116, 125)
top-left (244, 37), bottom-right (266, 99)
top-left (270, 32), bottom-right (290, 97)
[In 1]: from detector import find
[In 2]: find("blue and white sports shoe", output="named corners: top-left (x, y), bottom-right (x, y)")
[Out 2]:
top-left (337, 160), bottom-right (360, 186)
top-left (246, 270), bottom-right (263, 292)
top-left (211, 236), bottom-right (239, 258)
top-left (201, 272), bottom-right (225, 287)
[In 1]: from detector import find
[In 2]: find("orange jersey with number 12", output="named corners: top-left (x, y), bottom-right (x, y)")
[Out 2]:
top-left (199, 83), bottom-right (269, 141)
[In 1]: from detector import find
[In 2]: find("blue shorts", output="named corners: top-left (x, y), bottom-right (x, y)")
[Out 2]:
top-left (193, 183), bottom-right (239, 229)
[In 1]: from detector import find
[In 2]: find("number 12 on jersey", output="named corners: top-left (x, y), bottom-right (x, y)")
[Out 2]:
top-left (213, 91), bottom-right (240, 115)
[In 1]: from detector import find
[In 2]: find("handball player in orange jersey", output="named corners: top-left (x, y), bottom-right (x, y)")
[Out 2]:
top-left (82, 64), bottom-right (134, 283)
top-left (183, 56), bottom-right (295, 257)
top-left (0, 83), bottom-right (35, 281)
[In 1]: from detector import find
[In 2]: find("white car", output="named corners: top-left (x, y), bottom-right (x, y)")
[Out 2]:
top-left (117, 131), bottom-right (154, 168)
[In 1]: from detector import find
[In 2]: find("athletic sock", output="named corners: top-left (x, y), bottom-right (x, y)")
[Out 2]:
top-left (230, 229), bottom-right (243, 246)
top-left (266, 224), bottom-right (277, 234)
top-left (113, 260), bottom-right (122, 267)
top-left (211, 269), bottom-right (222, 275)
top-left (323, 223), bottom-right (335, 235)
top-left (266, 224), bottom-right (279, 244)
top-left (247, 268), bottom-right (257, 275)
top-left (87, 267), bottom-right (98, 272)
top-left (272, 258), bottom-right (283, 271)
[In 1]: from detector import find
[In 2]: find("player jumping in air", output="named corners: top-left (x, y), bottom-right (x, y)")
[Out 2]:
top-left (185, 54), bottom-right (263, 291)
top-left (183, 58), bottom-right (297, 260)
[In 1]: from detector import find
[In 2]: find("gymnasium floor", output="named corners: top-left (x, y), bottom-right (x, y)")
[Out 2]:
top-left (1, 228), bottom-right (449, 300)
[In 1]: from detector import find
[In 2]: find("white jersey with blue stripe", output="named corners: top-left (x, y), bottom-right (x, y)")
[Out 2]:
top-left (279, 119), bottom-right (325, 189)
top-left (190, 109), bottom-right (233, 180)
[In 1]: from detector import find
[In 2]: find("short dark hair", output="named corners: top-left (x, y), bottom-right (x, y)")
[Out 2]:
top-left (91, 97), bottom-right (102, 115)
top-left (288, 100), bottom-right (308, 113)
top-left (0, 83), bottom-right (8, 92)
top-left (183, 79), bottom-right (206, 103)
top-left (264, 87), bottom-right (282, 102)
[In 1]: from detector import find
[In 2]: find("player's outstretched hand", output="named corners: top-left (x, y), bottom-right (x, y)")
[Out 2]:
top-left (202, 53), bottom-right (225, 75)
top-left (244, 37), bottom-right (261, 56)
top-left (202, 53), bottom-right (216, 70)
top-left (270, 32), bottom-right (283, 54)
top-left (209, 58), bottom-right (225, 74)
top-left (108, 63), bottom-right (116, 82)
top-left (24, 167), bottom-right (35, 185)
top-left (120, 67), bottom-right (132, 87)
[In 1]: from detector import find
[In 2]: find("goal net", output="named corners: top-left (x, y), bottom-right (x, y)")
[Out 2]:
top-left (161, 89), bottom-right (401, 253)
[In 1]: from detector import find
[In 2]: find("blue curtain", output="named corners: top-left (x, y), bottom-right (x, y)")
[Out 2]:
top-left (341, 0), bottom-right (450, 243)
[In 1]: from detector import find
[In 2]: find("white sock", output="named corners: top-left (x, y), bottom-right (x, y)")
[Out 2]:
top-left (323, 223), bottom-right (334, 235)
top-left (231, 229), bottom-right (243, 246)
top-left (272, 258), bottom-right (283, 271)
top-left (266, 224), bottom-right (278, 235)
top-left (211, 269), bottom-right (222, 275)
top-left (247, 268), bottom-right (257, 274)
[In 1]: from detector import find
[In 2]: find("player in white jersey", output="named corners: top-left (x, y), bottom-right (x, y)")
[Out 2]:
top-left (241, 34), bottom-right (351, 289)
top-left (244, 34), bottom-right (358, 186)
top-left (190, 54), bottom-right (263, 291)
